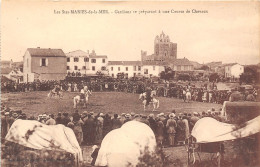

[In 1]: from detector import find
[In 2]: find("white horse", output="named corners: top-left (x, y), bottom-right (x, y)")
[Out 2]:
top-left (139, 91), bottom-right (159, 112)
top-left (73, 89), bottom-right (91, 109)
top-left (47, 87), bottom-right (63, 99)
top-left (185, 90), bottom-right (191, 103)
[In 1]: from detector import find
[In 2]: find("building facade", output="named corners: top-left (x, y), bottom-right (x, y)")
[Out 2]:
top-left (108, 61), bottom-right (142, 78)
top-left (66, 50), bottom-right (108, 76)
top-left (23, 48), bottom-right (67, 82)
top-left (108, 61), bottom-right (166, 78)
top-left (224, 63), bottom-right (244, 78)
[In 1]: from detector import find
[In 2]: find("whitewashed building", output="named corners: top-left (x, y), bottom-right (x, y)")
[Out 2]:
top-left (108, 61), bottom-right (142, 78)
top-left (66, 50), bottom-right (108, 76)
top-left (224, 63), bottom-right (244, 78)
top-left (1, 68), bottom-right (23, 83)
top-left (108, 61), bottom-right (167, 78)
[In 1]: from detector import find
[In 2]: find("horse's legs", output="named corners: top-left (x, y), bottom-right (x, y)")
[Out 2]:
top-left (153, 103), bottom-right (156, 112)
top-left (73, 97), bottom-right (77, 109)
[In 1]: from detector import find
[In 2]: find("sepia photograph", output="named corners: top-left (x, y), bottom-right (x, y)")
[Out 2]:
top-left (1, 1), bottom-right (260, 166)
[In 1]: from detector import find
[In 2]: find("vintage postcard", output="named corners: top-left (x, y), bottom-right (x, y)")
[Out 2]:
top-left (1, 1), bottom-right (260, 167)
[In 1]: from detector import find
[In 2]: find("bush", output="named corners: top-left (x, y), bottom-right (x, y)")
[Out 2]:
top-left (134, 146), bottom-right (172, 167)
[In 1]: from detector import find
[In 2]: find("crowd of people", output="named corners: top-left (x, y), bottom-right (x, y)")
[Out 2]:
top-left (2, 77), bottom-right (259, 104)
top-left (1, 104), bottom-right (225, 147)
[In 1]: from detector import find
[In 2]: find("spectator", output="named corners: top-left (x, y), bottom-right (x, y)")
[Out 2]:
top-left (166, 113), bottom-right (177, 147)
top-left (46, 114), bottom-right (56, 125)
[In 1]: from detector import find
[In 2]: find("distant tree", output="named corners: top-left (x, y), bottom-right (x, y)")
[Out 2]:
top-left (177, 74), bottom-right (191, 81)
top-left (198, 65), bottom-right (210, 71)
top-left (96, 71), bottom-right (105, 76)
top-left (159, 67), bottom-right (175, 81)
top-left (240, 73), bottom-right (254, 84)
top-left (209, 73), bottom-right (220, 82)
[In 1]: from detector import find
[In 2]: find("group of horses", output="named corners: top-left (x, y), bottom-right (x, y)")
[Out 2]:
top-left (47, 87), bottom-right (161, 111)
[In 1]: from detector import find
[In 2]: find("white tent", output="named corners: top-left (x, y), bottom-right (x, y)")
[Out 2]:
top-left (95, 121), bottom-right (156, 167)
top-left (191, 116), bottom-right (260, 143)
top-left (5, 119), bottom-right (83, 162)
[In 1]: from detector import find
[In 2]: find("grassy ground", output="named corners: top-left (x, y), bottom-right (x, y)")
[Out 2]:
top-left (2, 91), bottom-right (222, 117)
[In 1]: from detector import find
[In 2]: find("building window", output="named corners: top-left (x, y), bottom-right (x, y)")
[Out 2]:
top-left (74, 66), bottom-right (78, 70)
top-left (138, 66), bottom-right (141, 71)
top-left (101, 66), bottom-right (106, 71)
top-left (111, 67), bottom-right (113, 71)
top-left (67, 66), bottom-right (70, 70)
top-left (102, 59), bottom-right (105, 63)
top-left (133, 73), bottom-right (136, 77)
top-left (74, 57), bottom-right (79, 62)
top-left (118, 67), bottom-right (120, 71)
top-left (177, 66), bottom-right (181, 71)
top-left (92, 66), bottom-right (95, 71)
top-left (67, 57), bottom-right (70, 62)
top-left (144, 69), bottom-right (148, 74)
top-left (84, 58), bottom-right (89, 62)
top-left (112, 74), bottom-right (114, 78)
top-left (126, 67), bottom-right (128, 71)
top-left (91, 59), bottom-right (96, 63)
top-left (82, 66), bottom-right (86, 70)
top-left (153, 66), bottom-right (155, 70)
top-left (40, 58), bottom-right (47, 67)
top-left (133, 66), bottom-right (137, 71)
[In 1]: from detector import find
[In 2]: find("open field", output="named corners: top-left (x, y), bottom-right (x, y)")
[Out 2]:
top-left (2, 91), bottom-right (222, 117)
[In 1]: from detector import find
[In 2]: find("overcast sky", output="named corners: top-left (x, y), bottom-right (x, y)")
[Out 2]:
top-left (1, 1), bottom-right (259, 65)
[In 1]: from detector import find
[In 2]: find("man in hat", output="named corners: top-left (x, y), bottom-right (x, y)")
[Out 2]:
top-left (148, 114), bottom-right (157, 134)
top-left (124, 114), bottom-right (131, 123)
top-left (166, 113), bottom-right (177, 146)
top-left (61, 112), bottom-right (71, 126)
top-left (111, 114), bottom-right (122, 130)
top-left (140, 115), bottom-right (149, 126)
top-left (120, 113), bottom-right (126, 124)
top-left (56, 112), bottom-right (62, 124)
top-left (46, 114), bottom-right (56, 125)
top-left (189, 112), bottom-right (200, 130)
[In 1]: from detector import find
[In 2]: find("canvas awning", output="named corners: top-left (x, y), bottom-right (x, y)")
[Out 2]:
top-left (95, 121), bottom-right (156, 167)
top-left (5, 119), bottom-right (83, 162)
top-left (191, 116), bottom-right (260, 143)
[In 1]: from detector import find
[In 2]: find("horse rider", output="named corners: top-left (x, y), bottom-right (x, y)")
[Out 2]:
top-left (80, 85), bottom-right (92, 101)
top-left (145, 87), bottom-right (152, 106)
top-left (51, 84), bottom-right (60, 96)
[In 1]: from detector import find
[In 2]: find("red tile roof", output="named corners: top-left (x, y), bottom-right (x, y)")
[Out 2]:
top-left (108, 61), bottom-right (142, 66)
top-left (89, 55), bottom-right (107, 59)
top-left (66, 50), bottom-right (89, 57)
top-left (1, 67), bottom-right (12, 74)
top-left (171, 58), bottom-right (192, 66)
top-left (27, 48), bottom-right (66, 57)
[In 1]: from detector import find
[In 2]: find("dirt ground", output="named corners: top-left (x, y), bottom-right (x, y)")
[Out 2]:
top-left (1, 91), bottom-right (222, 117)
